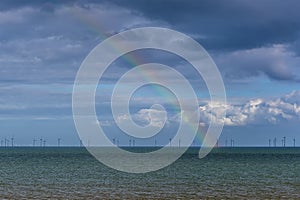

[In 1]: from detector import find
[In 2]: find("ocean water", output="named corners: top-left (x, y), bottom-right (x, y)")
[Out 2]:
top-left (0, 147), bottom-right (299, 199)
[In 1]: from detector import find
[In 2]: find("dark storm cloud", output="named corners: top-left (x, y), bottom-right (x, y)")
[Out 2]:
top-left (103, 0), bottom-right (300, 52)
top-left (2, 0), bottom-right (300, 51)
top-left (1, 0), bottom-right (300, 84)
top-left (53, 0), bottom-right (300, 82)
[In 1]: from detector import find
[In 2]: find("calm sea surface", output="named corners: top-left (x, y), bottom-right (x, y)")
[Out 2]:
top-left (0, 147), bottom-right (299, 199)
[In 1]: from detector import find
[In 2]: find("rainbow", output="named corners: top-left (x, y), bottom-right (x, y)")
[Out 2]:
top-left (71, 8), bottom-right (207, 146)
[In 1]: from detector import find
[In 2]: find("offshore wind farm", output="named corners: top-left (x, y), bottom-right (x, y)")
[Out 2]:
top-left (0, 135), bottom-right (297, 148)
top-left (1, 0), bottom-right (300, 199)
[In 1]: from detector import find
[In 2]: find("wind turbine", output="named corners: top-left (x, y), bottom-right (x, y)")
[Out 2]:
top-left (4, 138), bottom-right (9, 147)
top-left (58, 138), bottom-right (61, 147)
top-left (293, 138), bottom-right (296, 147)
top-left (11, 136), bottom-right (14, 147)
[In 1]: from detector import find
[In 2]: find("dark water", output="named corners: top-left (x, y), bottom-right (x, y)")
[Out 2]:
top-left (0, 147), bottom-right (300, 199)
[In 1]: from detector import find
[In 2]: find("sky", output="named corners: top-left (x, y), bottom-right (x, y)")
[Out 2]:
top-left (0, 0), bottom-right (300, 147)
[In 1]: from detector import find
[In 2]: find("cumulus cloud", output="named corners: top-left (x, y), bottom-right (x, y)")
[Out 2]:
top-left (96, 120), bottom-right (111, 126)
top-left (116, 107), bottom-right (167, 128)
top-left (116, 91), bottom-right (300, 128)
top-left (199, 90), bottom-right (300, 126)
top-left (134, 108), bottom-right (167, 128)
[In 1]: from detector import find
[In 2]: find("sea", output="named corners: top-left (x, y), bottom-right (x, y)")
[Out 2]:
top-left (0, 147), bottom-right (299, 199)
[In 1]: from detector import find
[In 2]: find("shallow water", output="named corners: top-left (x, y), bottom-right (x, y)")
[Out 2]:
top-left (0, 147), bottom-right (299, 199)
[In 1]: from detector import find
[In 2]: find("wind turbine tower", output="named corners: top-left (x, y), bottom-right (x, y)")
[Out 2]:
top-left (11, 137), bottom-right (14, 147)
top-left (58, 138), bottom-right (61, 147)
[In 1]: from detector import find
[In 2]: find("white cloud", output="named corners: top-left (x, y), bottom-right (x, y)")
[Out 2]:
top-left (116, 107), bottom-right (167, 128)
top-left (96, 120), bottom-right (111, 126)
top-left (115, 91), bottom-right (300, 128)
top-left (199, 90), bottom-right (300, 126)
top-left (134, 108), bottom-right (167, 128)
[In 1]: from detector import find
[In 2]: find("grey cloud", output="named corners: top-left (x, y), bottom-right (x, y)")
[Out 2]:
top-left (0, 3), bottom-right (153, 84)
top-left (103, 0), bottom-right (300, 52)
top-left (2, 1), bottom-right (300, 84)
top-left (95, 0), bottom-right (300, 82)
top-left (214, 45), bottom-right (300, 82)
top-left (3, 0), bottom-right (300, 52)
